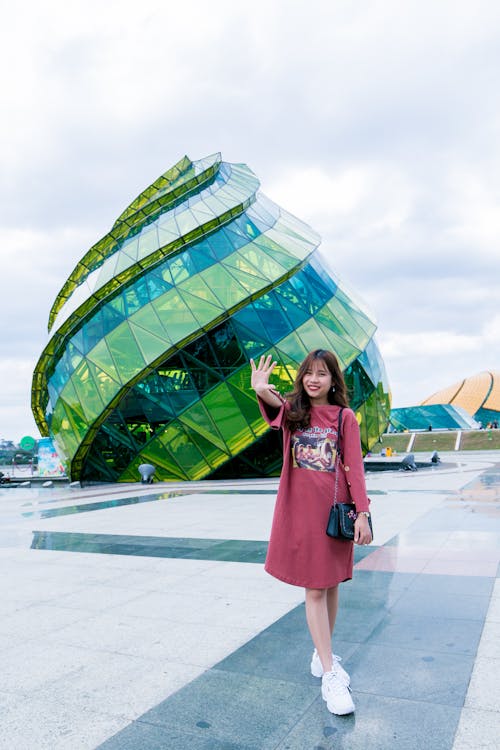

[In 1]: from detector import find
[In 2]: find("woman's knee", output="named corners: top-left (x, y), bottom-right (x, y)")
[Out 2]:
top-left (305, 587), bottom-right (327, 603)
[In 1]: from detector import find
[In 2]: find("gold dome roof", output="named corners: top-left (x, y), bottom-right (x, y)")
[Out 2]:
top-left (421, 371), bottom-right (500, 415)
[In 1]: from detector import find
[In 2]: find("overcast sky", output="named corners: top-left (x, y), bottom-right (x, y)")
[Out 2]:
top-left (1, 0), bottom-right (500, 442)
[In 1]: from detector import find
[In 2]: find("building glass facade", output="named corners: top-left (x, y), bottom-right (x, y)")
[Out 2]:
top-left (32, 154), bottom-right (391, 482)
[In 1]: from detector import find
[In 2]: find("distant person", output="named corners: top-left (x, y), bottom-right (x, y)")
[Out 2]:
top-left (250, 349), bottom-right (372, 716)
top-left (428, 424), bottom-right (433, 431)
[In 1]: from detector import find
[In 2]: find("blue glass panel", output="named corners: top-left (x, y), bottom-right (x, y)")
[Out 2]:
top-left (146, 270), bottom-right (172, 301)
top-left (232, 321), bottom-right (269, 358)
top-left (253, 293), bottom-right (293, 341)
top-left (205, 230), bottom-right (238, 261)
top-left (101, 306), bottom-right (127, 337)
top-left (309, 254), bottom-right (338, 296)
top-left (208, 322), bottom-right (246, 370)
top-left (233, 304), bottom-right (273, 341)
top-left (301, 264), bottom-right (334, 307)
top-left (81, 311), bottom-right (104, 354)
top-left (189, 238), bottom-right (217, 273)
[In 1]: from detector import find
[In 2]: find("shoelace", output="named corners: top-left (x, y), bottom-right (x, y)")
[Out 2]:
top-left (323, 671), bottom-right (350, 695)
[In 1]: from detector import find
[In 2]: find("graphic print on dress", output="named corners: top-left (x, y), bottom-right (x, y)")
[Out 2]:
top-left (291, 426), bottom-right (338, 472)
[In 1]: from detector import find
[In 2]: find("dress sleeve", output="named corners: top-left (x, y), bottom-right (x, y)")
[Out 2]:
top-left (257, 394), bottom-right (288, 430)
top-left (341, 409), bottom-right (370, 512)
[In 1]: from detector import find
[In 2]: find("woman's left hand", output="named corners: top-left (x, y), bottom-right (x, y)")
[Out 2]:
top-left (354, 515), bottom-right (372, 545)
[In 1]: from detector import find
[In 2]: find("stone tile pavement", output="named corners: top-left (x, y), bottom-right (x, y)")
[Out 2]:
top-left (0, 452), bottom-right (499, 749)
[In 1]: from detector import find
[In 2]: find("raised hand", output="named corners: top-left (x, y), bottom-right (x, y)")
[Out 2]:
top-left (250, 355), bottom-right (282, 406)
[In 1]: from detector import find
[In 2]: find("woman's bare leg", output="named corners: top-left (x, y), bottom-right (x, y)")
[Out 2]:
top-left (305, 588), bottom-right (333, 673)
top-left (326, 585), bottom-right (339, 637)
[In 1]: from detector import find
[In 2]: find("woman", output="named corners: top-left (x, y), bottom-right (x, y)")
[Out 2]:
top-left (250, 349), bottom-right (372, 715)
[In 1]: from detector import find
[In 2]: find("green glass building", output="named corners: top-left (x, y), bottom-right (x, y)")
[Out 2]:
top-left (32, 153), bottom-right (391, 482)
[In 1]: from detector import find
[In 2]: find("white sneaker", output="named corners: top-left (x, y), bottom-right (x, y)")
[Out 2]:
top-left (310, 649), bottom-right (350, 685)
top-left (321, 671), bottom-right (355, 715)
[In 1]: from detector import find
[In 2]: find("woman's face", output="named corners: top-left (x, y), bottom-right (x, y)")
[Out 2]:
top-left (302, 359), bottom-right (333, 405)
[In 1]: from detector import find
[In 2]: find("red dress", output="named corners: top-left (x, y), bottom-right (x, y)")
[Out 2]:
top-left (259, 398), bottom-right (370, 589)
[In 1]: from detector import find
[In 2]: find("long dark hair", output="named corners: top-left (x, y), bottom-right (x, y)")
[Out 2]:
top-left (285, 349), bottom-right (349, 431)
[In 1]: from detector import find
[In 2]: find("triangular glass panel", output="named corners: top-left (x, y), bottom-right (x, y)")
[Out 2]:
top-left (199, 265), bottom-right (247, 310)
top-left (105, 323), bottom-right (147, 383)
top-left (87, 361), bottom-right (123, 405)
top-left (129, 322), bottom-right (170, 363)
top-left (232, 320), bottom-right (269, 359)
top-left (316, 323), bottom-right (360, 369)
top-left (85, 338), bottom-right (122, 383)
top-left (220, 263), bottom-right (268, 296)
top-left (294, 318), bottom-right (333, 356)
top-left (179, 401), bottom-right (227, 452)
top-left (152, 292), bottom-right (198, 344)
top-left (129, 302), bottom-right (172, 344)
top-left (226, 382), bottom-right (263, 431)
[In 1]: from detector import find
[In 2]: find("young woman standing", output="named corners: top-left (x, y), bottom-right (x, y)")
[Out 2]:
top-left (250, 349), bottom-right (372, 715)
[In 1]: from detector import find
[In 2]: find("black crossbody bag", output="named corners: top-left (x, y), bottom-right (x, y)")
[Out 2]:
top-left (326, 408), bottom-right (373, 542)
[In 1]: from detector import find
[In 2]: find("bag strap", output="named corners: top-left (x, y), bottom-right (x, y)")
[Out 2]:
top-left (336, 407), bottom-right (344, 462)
top-left (333, 407), bottom-right (345, 506)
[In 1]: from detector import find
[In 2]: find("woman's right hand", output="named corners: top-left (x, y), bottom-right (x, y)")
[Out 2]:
top-left (250, 355), bottom-right (280, 402)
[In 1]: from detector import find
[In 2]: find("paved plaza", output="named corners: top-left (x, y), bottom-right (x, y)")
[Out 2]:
top-left (1, 452), bottom-right (499, 749)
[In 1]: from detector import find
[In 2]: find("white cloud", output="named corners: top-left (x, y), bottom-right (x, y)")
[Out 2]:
top-left (1, 0), bottom-right (500, 439)
top-left (378, 330), bottom-right (480, 359)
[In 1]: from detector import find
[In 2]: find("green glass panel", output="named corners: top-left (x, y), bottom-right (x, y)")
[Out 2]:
top-left (332, 290), bottom-right (375, 340)
top-left (225, 367), bottom-right (252, 395)
top-left (50, 400), bottom-right (65, 436)
top-left (176, 289), bottom-right (223, 329)
top-left (226, 382), bottom-right (263, 432)
top-left (274, 331), bottom-right (309, 364)
top-left (315, 305), bottom-right (353, 343)
top-left (87, 361), bottom-right (122, 405)
top-left (178, 401), bottom-right (228, 453)
top-left (317, 323), bottom-right (360, 369)
top-left (129, 303), bottom-right (172, 344)
top-left (138, 441), bottom-right (188, 480)
top-left (152, 291), bottom-right (199, 343)
top-left (86, 338), bottom-right (122, 383)
top-left (268, 225), bottom-right (313, 261)
top-left (238, 244), bottom-right (287, 279)
top-left (199, 266), bottom-right (248, 309)
top-left (295, 318), bottom-right (333, 357)
top-left (185, 429), bottom-right (229, 469)
top-left (220, 263), bottom-right (268, 295)
top-left (158, 421), bottom-right (210, 480)
top-left (72, 360), bottom-right (105, 422)
top-left (56, 402), bottom-right (80, 456)
top-left (178, 275), bottom-right (224, 309)
top-left (221, 250), bottom-right (268, 281)
top-left (105, 324), bottom-right (146, 382)
top-left (129, 322), bottom-right (170, 363)
top-left (324, 300), bottom-right (368, 349)
top-left (202, 384), bottom-right (253, 452)
top-left (60, 378), bottom-right (87, 421)
top-left (59, 398), bottom-right (87, 440)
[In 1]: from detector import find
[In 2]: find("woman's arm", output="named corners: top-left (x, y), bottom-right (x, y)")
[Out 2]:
top-left (250, 355), bottom-right (282, 408)
top-left (341, 410), bottom-right (372, 544)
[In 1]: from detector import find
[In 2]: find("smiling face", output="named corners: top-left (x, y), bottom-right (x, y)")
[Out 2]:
top-left (302, 359), bottom-right (333, 405)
